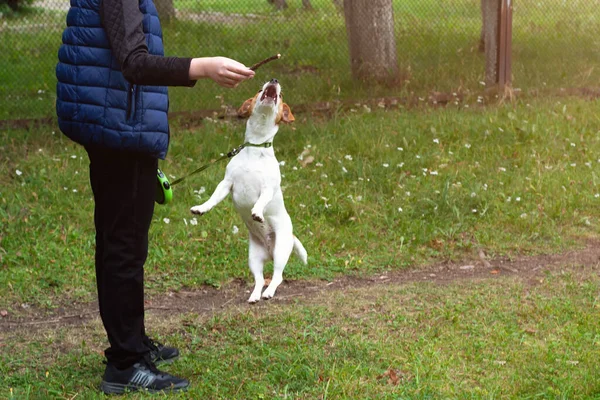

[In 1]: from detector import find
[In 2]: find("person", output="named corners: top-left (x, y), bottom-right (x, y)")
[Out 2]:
top-left (55, 0), bottom-right (255, 394)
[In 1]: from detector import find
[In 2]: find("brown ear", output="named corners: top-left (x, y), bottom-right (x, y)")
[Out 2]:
top-left (280, 103), bottom-right (295, 123)
top-left (237, 98), bottom-right (255, 118)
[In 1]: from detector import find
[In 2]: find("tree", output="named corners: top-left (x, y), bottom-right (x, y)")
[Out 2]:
top-left (154, 0), bottom-right (175, 24)
top-left (343, 0), bottom-right (399, 83)
top-left (481, 0), bottom-right (499, 85)
top-left (268, 0), bottom-right (289, 10)
top-left (302, 0), bottom-right (313, 10)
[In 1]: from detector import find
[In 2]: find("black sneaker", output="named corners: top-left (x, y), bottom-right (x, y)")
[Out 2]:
top-left (100, 356), bottom-right (189, 395)
top-left (145, 337), bottom-right (180, 365)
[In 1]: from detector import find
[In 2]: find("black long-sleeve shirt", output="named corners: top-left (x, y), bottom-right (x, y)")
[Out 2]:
top-left (100, 0), bottom-right (196, 87)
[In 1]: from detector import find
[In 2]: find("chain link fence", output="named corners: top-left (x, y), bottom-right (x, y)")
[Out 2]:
top-left (0, 0), bottom-right (598, 121)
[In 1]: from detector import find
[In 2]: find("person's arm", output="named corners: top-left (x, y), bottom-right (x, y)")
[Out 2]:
top-left (100, 0), bottom-right (254, 88)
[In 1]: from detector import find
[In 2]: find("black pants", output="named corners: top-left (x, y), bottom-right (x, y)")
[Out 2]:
top-left (86, 147), bottom-right (157, 369)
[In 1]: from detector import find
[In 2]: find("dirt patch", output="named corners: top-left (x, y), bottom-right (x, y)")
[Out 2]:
top-left (2, 240), bottom-right (599, 333)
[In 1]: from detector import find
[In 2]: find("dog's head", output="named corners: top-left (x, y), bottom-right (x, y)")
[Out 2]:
top-left (237, 79), bottom-right (295, 124)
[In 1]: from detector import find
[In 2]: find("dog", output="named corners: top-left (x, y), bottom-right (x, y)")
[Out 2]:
top-left (190, 79), bottom-right (308, 303)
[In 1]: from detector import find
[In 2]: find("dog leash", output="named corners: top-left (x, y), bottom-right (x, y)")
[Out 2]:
top-left (170, 141), bottom-right (272, 186)
top-left (156, 141), bottom-right (272, 205)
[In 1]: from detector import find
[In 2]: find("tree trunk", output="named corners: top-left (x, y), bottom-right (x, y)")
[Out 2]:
top-left (343, 0), bottom-right (399, 83)
top-left (302, 0), bottom-right (313, 10)
top-left (478, 0), bottom-right (485, 52)
top-left (272, 0), bottom-right (288, 10)
top-left (154, 0), bottom-right (175, 24)
top-left (332, 0), bottom-right (343, 10)
top-left (482, 0), bottom-right (499, 86)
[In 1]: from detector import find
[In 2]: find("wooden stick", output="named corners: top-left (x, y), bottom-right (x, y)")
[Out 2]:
top-left (249, 54), bottom-right (281, 71)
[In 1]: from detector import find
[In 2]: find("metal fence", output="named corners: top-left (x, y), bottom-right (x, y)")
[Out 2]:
top-left (0, 0), bottom-right (599, 121)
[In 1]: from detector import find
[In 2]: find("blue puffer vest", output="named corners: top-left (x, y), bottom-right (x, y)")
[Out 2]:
top-left (56, 0), bottom-right (169, 159)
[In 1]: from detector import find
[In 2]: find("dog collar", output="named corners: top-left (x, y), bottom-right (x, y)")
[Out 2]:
top-left (228, 141), bottom-right (272, 157)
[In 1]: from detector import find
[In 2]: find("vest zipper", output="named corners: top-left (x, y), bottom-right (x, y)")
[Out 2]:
top-left (127, 83), bottom-right (136, 121)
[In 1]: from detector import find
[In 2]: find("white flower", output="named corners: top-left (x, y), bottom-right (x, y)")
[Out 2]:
top-left (397, 163), bottom-right (405, 168)
top-left (472, 209), bottom-right (477, 213)
top-left (397, 147), bottom-right (404, 151)
top-left (71, 155), bottom-right (77, 159)
top-left (465, 143), bottom-right (471, 149)
top-left (279, 161), bottom-right (286, 166)
top-left (471, 192), bottom-right (476, 198)
top-left (570, 163), bottom-right (576, 167)
top-left (356, 196), bottom-right (362, 202)
top-left (293, 166), bottom-right (298, 171)
top-left (520, 213), bottom-right (528, 219)
top-left (499, 167), bottom-right (507, 172)
top-left (342, 167), bottom-right (348, 173)
top-left (163, 218), bottom-right (170, 224)
top-left (321, 173), bottom-right (328, 179)
top-left (232, 225), bottom-right (239, 235)
top-left (72, 189), bottom-right (78, 193)
top-left (595, 194), bottom-right (600, 198)
top-left (397, 207), bottom-right (403, 212)
top-left (516, 197), bottom-right (521, 202)
top-left (344, 155), bottom-right (353, 161)
top-left (299, 203), bottom-right (306, 208)
top-left (416, 155), bottom-right (421, 159)
top-left (430, 170), bottom-right (438, 175)
top-left (190, 218), bottom-right (198, 226)
top-left (316, 162), bottom-right (323, 167)
top-left (194, 187), bottom-right (206, 195)
top-left (15, 169), bottom-right (22, 176)
top-left (382, 163), bottom-right (389, 168)
top-left (405, 191), bottom-right (411, 196)
top-left (570, 143), bottom-right (576, 147)
top-left (433, 138), bottom-right (439, 144)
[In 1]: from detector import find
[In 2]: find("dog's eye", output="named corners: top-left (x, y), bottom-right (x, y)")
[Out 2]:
top-left (279, 94), bottom-right (282, 98)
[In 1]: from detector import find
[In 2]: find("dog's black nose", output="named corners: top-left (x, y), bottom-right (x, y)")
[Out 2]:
top-left (269, 78), bottom-right (278, 84)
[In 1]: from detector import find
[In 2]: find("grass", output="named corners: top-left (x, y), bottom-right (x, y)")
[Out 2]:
top-left (1, 266), bottom-right (599, 398)
top-left (2, 97), bottom-right (600, 312)
top-left (1, 0), bottom-right (600, 119)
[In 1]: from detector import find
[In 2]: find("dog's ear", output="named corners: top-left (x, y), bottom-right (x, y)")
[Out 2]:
top-left (280, 103), bottom-right (295, 123)
top-left (237, 98), bottom-right (254, 118)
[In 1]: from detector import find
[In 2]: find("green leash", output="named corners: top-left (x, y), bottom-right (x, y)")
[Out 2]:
top-left (155, 141), bottom-right (273, 205)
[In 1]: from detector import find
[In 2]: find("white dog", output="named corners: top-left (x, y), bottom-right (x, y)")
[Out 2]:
top-left (190, 79), bottom-right (307, 303)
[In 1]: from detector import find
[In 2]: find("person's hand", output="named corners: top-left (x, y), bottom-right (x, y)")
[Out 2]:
top-left (189, 57), bottom-right (255, 88)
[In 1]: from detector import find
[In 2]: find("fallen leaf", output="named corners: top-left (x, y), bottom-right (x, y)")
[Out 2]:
top-left (491, 270), bottom-right (500, 274)
top-left (300, 155), bottom-right (314, 168)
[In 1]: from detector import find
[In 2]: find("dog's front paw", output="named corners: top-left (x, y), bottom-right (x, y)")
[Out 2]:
top-left (251, 213), bottom-right (264, 223)
top-left (190, 205), bottom-right (209, 215)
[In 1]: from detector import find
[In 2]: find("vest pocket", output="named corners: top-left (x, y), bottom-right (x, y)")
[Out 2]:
top-left (126, 83), bottom-right (137, 121)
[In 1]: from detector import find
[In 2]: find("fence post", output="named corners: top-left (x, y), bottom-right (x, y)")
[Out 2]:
top-left (497, 0), bottom-right (513, 88)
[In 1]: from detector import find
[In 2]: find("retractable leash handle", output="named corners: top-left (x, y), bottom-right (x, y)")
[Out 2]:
top-left (154, 142), bottom-right (273, 205)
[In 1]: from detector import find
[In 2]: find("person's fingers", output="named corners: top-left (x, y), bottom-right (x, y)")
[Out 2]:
top-left (226, 62), bottom-right (255, 77)
top-left (225, 71), bottom-right (253, 83)
top-left (217, 77), bottom-right (238, 88)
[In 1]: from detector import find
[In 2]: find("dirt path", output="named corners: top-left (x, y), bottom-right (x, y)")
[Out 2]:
top-left (2, 241), bottom-right (599, 334)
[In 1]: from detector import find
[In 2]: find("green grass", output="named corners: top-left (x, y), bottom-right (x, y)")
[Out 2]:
top-left (2, 98), bottom-right (600, 311)
top-left (1, 267), bottom-right (599, 398)
top-left (1, 0), bottom-right (600, 119)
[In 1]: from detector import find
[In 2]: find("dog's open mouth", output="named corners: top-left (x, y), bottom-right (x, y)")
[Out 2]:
top-left (260, 84), bottom-right (278, 104)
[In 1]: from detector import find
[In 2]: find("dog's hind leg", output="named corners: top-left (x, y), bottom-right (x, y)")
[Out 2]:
top-left (248, 233), bottom-right (269, 303)
top-left (262, 232), bottom-right (293, 300)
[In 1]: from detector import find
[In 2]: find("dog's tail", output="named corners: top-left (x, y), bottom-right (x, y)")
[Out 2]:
top-left (293, 236), bottom-right (308, 265)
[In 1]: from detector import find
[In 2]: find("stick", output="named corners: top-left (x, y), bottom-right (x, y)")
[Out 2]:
top-left (249, 54), bottom-right (281, 71)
